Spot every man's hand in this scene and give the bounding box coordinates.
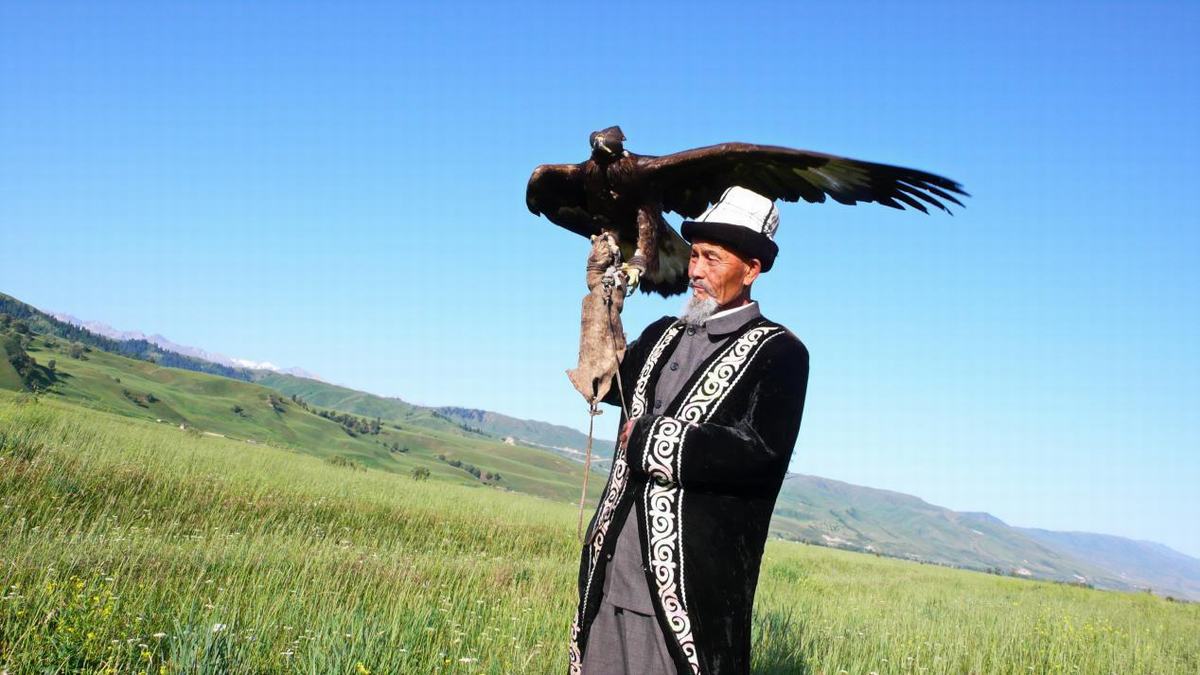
[619,417,638,449]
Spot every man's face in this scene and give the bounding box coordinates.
[687,239,761,309]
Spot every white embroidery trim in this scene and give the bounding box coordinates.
[677,325,781,424]
[570,322,683,674]
[641,323,783,675]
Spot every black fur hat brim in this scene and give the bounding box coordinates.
[681,220,778,272]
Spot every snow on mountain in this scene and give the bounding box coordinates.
[50,312,324,381]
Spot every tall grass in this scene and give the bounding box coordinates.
[2,392,1197,673]
[2,394,576,673]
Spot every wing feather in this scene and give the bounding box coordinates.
[896,181,944,211]
[890,189,929,213]
[637,142,967,217]
[525,163,596,238]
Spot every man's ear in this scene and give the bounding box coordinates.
[742,258,762,287]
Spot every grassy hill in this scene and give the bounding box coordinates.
[11,334,601,504]
[770,474,1150,595]
[3,291,615,454]
[0,292,254,382]
[1019,528,1200,601]
[3,392,1197,673]
[254,372,616,453]
[434,406,616,455]
[769,483,1200,601]
[250,371,466,434]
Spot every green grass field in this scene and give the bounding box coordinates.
[2,392,1197,673]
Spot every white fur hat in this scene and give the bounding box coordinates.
[681,186,780,271]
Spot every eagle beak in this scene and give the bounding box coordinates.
[597,139,610,154]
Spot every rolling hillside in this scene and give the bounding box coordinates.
[0,292,254,381]
[254,372,615,453]
[1018,528,1200,601]
[435,405,616,456]
[8,334,602,504]
[249,371,467,434]
[768,475,1200,598]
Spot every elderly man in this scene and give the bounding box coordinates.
[570,186,811,674]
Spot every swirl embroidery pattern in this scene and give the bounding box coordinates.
[642,323,782,675]
[643,416,686,485]
[644,416,699,672]
[570,321,682,674]
[567,617,582,674]
[678,326,781,424]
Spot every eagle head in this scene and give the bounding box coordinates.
[589,126,626,161]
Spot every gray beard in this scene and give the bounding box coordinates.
[679,294,719,325]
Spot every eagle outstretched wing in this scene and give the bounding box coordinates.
[637,143,968,219]
[525,163,595,238]
[527,134,967,298]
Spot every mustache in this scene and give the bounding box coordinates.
[690,280,714,294]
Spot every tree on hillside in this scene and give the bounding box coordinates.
[410,467,430,481]
[5,334,55,391]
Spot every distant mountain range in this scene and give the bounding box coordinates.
[50,312,325,381]
[2,290,1195,601]
[768,475,1197,597]
[1016,528,1200,600]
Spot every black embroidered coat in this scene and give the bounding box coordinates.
[570,314,810,675]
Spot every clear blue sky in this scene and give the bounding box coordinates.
[3,2,1197,557]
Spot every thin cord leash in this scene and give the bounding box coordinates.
[577,402,599,540]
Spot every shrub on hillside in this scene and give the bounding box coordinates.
[326,455,361,471]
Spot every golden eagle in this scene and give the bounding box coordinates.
[526,126,968,296]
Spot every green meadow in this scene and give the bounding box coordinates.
[22,336,597,504]
[2,392,1197,674]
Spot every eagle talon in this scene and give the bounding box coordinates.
[620,263,641,293]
